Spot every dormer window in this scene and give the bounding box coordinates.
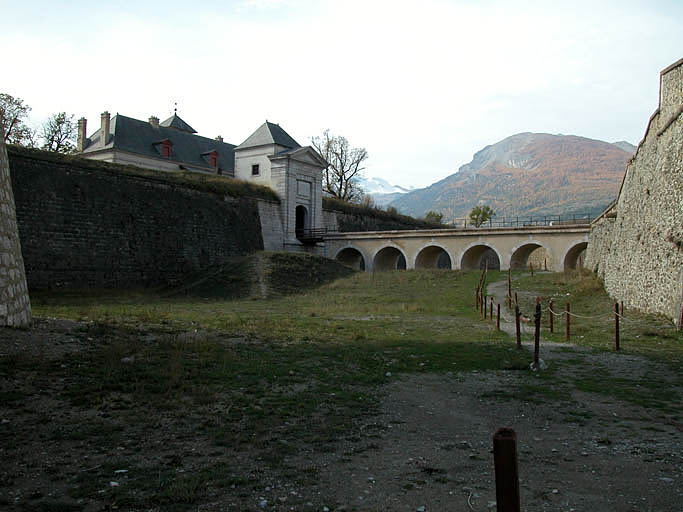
[161,140,172,158]
[201,149,219,169]
[153,138,174,158]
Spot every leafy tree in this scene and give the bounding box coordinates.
[41,112,77,153]
[0,93,36,146]
[469,205,495,227]
[312,129,368,202]
[424,211,443,224]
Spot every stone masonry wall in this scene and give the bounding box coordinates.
[587,59,683,325]
[0,129,32,326]
[257,199,285,251]
[8,147,264,289]
[585,205,616,278]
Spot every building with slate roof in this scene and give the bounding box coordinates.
[77,112,327,250]
[77,112,236,175]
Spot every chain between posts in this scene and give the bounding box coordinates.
[476,278,631,351]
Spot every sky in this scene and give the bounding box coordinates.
[1,0,681,188]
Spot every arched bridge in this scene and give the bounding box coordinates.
[323,225,590,272]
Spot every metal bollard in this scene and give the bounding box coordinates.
[533,297,541,369]
[493,428,521,512]
[615,302,620,351]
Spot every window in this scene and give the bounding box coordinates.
[252,164,260,176]
[161,140,173,158]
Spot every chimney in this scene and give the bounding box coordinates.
[100,111,111,146]
[149,116,159,128]
[77,117,87,152]
[215,135,223,142]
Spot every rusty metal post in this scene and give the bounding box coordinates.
[497,303,501,331]
[565,302,571,341]
[529,261,534,278]
[507,268,512,309]
[493,428,520,512]
[578,255,583,270]
[615,302,620,351]
[490,297,494,321]
[533,297,541,369]
[549,299,554,333]
[544,257,547,271]
[515,303,521,349]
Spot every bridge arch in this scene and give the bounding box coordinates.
[509,240,550,270]
[562,240,589,270]
[373,245,407,271]
[460,242,502,270]
[414,243,453,270]
[335,246,366,271]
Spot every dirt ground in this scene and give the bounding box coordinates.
[1,313,681,511]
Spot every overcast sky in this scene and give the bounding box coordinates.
[2,0,681,188]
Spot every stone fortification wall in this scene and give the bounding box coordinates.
[8,147,264,289]
[585,204,616,277]
[586,59,683,325]
[257,199,285,251]
[322,199,438,233]
[0,131,31,326]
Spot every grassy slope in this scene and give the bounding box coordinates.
[9,269,681,508]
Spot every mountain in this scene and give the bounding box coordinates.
[611,140,637,153]
[389,133,634,221]
[359,176,414,206]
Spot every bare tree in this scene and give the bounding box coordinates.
[41,112,77,153]
[0,93,35,145]
[311,129,368,202]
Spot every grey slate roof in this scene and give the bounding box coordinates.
[160,113,197,134]
[236,121,301,150]
[83,114,235,172]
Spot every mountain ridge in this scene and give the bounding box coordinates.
[389,133,634,221]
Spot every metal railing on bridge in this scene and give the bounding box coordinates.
[445,213,594,229]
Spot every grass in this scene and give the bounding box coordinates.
[16,270,530,507]
[323,196,441,230]
[8,145,280,202]
[487,269,683,364]
[7,268,682,508]
[481,269,683,417]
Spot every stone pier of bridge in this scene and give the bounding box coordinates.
[323,225,590,272]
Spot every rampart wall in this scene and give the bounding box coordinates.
[8,147,264,289]
[586,59,683,326]
[0,131,31,325]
